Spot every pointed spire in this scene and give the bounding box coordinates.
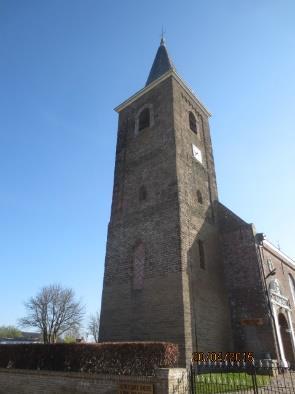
[145,38,174,86]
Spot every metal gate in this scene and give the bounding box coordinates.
[188,360,295,393]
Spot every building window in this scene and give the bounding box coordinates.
[289,274,295,307]
[138,108,150,131]
[134,104,154,135]
[139,185,147,202]
[197,190,203,204]
[189,112,197,134]
[198,240,205,269]
[133,242,145,290]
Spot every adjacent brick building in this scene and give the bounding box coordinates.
[99,39,295,367]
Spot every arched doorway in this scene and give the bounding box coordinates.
[278,313,295,364]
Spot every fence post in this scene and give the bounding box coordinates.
[251,363,259,394]
[190,363,194,394]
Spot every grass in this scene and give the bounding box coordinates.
[193,372,270,393]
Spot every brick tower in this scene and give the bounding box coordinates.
[99,39,232,365]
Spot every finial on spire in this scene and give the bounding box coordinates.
[160,26,166,45]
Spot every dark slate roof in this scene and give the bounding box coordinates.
[145,38,175,86]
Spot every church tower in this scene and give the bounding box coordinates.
[99,39,232,365]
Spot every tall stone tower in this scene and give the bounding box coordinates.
[99,39,232,365]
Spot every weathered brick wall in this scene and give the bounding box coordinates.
[172,79,233,363]
[0,368,187,394]
[218,204,276,358]
[99,77,186,361]
[100,73,235,367]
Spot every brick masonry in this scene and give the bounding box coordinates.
[218,202,295,361]
[0,368,187,394]
[218,203,276,358]
[100,77,186,359]
[99,74,233,366]
[172,77,233,361]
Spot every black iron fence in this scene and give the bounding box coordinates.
[189,360,295,393]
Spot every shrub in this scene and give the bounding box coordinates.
[0,342,178,376]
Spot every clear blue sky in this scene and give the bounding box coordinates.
[1,0,294,328]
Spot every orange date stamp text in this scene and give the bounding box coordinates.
[192,352,254,363]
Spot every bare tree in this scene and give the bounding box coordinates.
[88,311,100,343]
[19,284,85,344]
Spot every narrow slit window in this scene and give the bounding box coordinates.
[197,190,203,204]
[198,240,205,269]
[139,185,147,202]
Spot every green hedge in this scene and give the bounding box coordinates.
[0,342,178,376]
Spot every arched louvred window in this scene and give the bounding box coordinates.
[138,107,150,131]
[189,111,197,133]
[289,274,295,307]
[197,190,203,204]
[134,104,154,135]
[133,242,145,290]
[139,185,147,202]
